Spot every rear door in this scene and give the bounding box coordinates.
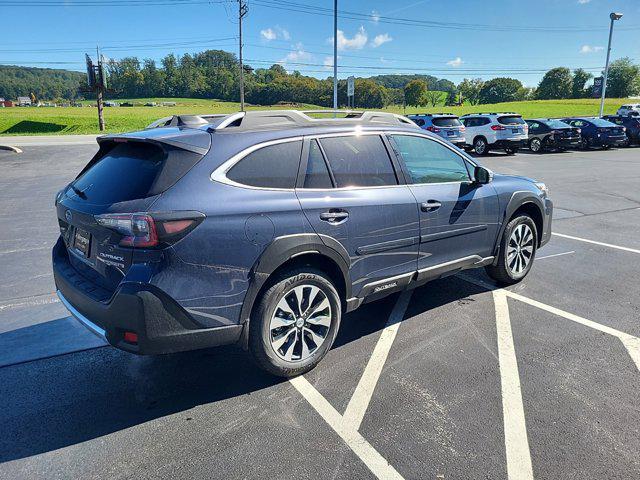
[387,133,500,274]
[295,134,420,297]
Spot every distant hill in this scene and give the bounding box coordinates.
[0,65,85,101]
[369,74,457,92]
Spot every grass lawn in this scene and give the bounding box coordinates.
[384,98,627,118]
[0,97,630,136]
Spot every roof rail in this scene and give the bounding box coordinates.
[408,112,456,117]
[212,109,417,131]
[146,114,227,129]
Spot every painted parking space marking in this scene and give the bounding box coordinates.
[536,251,575,260]
[290,291,412,480]
[493,290,534,480]
[553,232,640,254]
[343,290,413,431]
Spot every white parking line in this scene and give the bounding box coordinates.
[553,233,640,254]
[507,291,640,372]
[343,290,413,430]
[536,251,575,260]
[493,290,534,480]
[289,376,404,480]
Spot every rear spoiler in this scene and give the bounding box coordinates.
[97,130,210,156]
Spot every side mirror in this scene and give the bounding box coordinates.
[474,166,493,184]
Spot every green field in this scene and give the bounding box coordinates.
[0,97,630,136]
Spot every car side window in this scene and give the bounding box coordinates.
[303,140,333,189]
[528,121,540,131]
[319,135,398,188]
[414,118,425,126]
[390,134,471,184]
[226,140,302,189]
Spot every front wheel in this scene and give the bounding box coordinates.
[249,268,341,377]
[485,215,537,285]
[529,137,542,153]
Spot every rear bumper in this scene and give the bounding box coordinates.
[549,136,581,148]
[53,237,242,355]
[492,139,526,149]
[590,135,627,146]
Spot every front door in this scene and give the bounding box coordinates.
[387,133,499,274]
[296,135,420,298]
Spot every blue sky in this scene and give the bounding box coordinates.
[1,0,639,87]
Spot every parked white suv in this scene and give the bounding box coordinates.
[617,104,640,117]
[460,113,528,155]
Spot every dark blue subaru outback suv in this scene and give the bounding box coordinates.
[53,110,552,377]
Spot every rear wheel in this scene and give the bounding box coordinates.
[529,137,542,153]
[473,137,489,155]
[486,215,537,285]
[249,268,341,377]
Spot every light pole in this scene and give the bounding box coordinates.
[599,12,623,117]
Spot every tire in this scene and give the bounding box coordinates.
[249,268,341,377]
[485,215,537,285]
[529,137,542,153]
[473,137,489,155]
[504,147,518,155]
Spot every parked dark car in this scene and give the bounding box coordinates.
[53,110,553,377]
[407,113,466,148]
[524,118,581,152]
[602,115,640,146]
[561,117,627,149]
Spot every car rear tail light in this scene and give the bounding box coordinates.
[491,125,507,131]
[95,212,204,248]
[426,126,440,133]
[123,331,138,344]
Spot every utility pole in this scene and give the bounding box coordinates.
[96,47,105,131]
[333,0,338,111]
[599,12,623,117]
[238,0,248,111]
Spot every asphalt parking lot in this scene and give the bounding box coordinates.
[1,141,639,479]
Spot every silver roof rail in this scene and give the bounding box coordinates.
[213,109,417,131]
[146,114,227,129]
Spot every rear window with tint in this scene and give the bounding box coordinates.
[545,119,571,129]
[590,118,616,127]
[432,117,462,127]
[498,116,525,125]
[70,142,202,205]
[226,140,302,189]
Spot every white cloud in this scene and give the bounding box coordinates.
[577,0,591,4]
[260,28,276,41]
[331,26,368,51]
[580,44,604,53]
[446,57,464,67]
[279,43,313,68]
[323,55,342,70]
[261,26,290,42]
[371,10,380,23]
[371,33,392,48]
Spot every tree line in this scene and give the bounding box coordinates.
[1,50,639,107]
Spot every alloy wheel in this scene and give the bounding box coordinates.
[506,224,534,275]
[269,285,332,362]
[474,139,486,154]
[530,138,541,152]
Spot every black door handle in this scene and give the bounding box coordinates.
[421,200,442,212]
[320,210,349,223]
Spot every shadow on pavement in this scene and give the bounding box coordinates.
[0,272,498,464]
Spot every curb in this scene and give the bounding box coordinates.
[0,145,22,153]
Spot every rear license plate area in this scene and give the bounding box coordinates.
[447,131,454,136]
[512,128,519,134]
[73,228,91,257]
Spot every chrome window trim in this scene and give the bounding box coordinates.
[209,129,488,192]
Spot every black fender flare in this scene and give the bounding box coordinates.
[238,233,351,347]
[493,191,545,258]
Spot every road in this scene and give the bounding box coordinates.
[1,143,639,479]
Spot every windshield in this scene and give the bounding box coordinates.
[545,119,571,129]
[432,117,462,127]
[498,115,525,125]
[590,118,616,127]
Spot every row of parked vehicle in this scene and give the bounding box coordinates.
[408,103,640,155]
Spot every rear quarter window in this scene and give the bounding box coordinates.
[226,140,302,189]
